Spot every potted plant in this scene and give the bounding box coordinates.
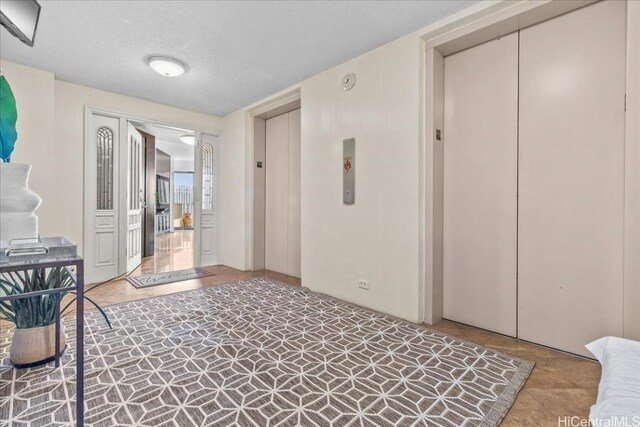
[0,267,111,368]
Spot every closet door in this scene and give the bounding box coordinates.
[518,0,626,356]
[265,113,290,275]
[443,33,519,336]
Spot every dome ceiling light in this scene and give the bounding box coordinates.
[147,56,187,77]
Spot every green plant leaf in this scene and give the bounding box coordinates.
[0,75,18,163]
[1,267,110,329]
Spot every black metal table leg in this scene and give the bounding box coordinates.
[76,261,84,427]
[54,286,60,368]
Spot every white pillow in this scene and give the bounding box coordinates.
[586,336,640,425]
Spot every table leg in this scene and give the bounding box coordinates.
[54,288,60,368]
[75,261,84,427]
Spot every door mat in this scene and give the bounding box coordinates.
[126,268,212,288]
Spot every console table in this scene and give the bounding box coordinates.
[0,256,85,426]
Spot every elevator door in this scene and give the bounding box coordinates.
[265,109,301,277]
[443,33,519,336]
[517,0,626,356]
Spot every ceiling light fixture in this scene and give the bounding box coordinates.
[147,56,187,77]
[179,135,195,145]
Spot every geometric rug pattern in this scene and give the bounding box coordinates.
[0,278,533,426]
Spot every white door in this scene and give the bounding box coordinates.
[126,123,143,273]
[518,0,626,356]
[85,113,120,282]
[443,33,519,336]
[197,133,218,267]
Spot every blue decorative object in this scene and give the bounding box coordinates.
[0,75,18,162]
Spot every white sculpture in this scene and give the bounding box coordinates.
[0,163,41,242]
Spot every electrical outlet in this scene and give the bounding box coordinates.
[358,279,369,290]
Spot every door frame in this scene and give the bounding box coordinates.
[420,0,640,342]
[84,106,221,282]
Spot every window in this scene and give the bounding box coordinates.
[96,127,114,210]
[174,172,194,214]
[202,144,214,210]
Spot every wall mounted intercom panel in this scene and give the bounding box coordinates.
[343,138,355,205]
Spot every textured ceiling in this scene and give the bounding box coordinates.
[134,123,194,160]
[0,1,477,116]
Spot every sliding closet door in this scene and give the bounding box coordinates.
[518,0,626,356]
[265,109,301,277]
[443,33,519,336]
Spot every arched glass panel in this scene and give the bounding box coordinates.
[96,127,114,210]
[202,144,214,210]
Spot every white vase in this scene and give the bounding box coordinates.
[0,163,41,242]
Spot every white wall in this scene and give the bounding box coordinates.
[156,149,171,177]
[301,35,422,321]
[173,159,194,172]
[1,60,223,257]
[221,34,423,322]
[218,109,248,270]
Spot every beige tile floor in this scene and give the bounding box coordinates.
[429,321,599,426]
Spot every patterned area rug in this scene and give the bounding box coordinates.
[0,278,533,426]
[126,268,212,288]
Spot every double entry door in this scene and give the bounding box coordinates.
[86,115,218,283]
[443,0,626,356]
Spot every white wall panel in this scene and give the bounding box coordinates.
[218,109,247,271]
[300,35,421,322]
